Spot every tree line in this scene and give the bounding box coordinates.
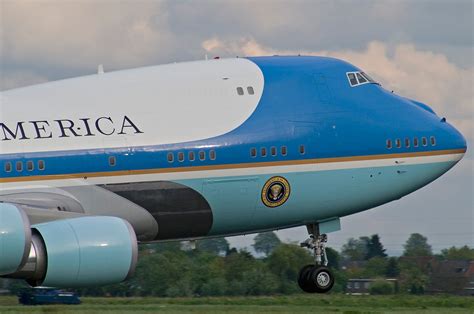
[2,232,472,296]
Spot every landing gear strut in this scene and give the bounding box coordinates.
[298,223,335,293]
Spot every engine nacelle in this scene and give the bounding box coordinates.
[1,207,138,288]
[0,203,31,275]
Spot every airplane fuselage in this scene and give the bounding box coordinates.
[0,56,467,243]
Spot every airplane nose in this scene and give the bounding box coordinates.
[436,119,468,168]
[443,119,467,152]
[410,119,467,188]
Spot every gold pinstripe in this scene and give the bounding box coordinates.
[0,148,466,184]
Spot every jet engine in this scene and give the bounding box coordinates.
[0,203,138,288]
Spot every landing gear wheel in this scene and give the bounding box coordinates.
[309,266,334,293]
[299,224,335,293]
[298,264,318,293]
[298,265,334,293]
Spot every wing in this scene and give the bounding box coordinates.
[0,185,158,240]
[0,184,159,287]
[0,190,86,224]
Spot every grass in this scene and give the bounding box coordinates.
[0,294,473,313]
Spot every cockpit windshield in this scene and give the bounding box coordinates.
[346,71,379,87]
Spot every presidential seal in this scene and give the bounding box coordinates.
[261,176,291,208]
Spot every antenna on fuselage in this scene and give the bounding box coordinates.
[97,64,105,75]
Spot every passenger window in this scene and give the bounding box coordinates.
[250,148,257,158]
[38,160,45,171]
[236,87,244,96]
[271,146,277,156]
[299,145,305,155]
[167,152,174,163]
[430,136,436,146]
[413,138,419,147]
[178,152,184,162]
[16,161,23,172]
[4,162,12,172]
[209,150,216,160]
[247,86,255,95]
[188,151,195,161]
[199,151,206,161]
[347,73,358,86]
[108,156,116,167]
[396,139,401,148]
[261,147,267,157]
[386,139,392,149]
[281,146,287,156]
[356,73,367,84]
[405,138,410,148]
[422,137,428,146]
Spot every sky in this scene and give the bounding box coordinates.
[1,0,473,255]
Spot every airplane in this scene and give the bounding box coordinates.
[0,56,466,293]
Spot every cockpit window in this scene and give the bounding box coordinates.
[361,72,376,83]
[356,73,367,83]
[347,73,358,86]
[347,71,379,87]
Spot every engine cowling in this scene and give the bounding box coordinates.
[1,204,138,288]
[0,203,31,275]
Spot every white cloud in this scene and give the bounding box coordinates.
[202,38,474,142]
[1,1,173,70]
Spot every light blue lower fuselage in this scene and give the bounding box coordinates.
[177,160,458,236]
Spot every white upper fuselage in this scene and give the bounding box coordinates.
[1,58,263,154]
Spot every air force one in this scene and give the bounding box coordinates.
[0,56,466,293]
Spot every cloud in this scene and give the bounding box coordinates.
[1,2,472,142]
[2,0,472,76]
[202,38,474,142]
[0,70,49,91]
[1,1,173,70]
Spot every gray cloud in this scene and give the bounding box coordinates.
[1,1,172,70]
[1,0,472,86]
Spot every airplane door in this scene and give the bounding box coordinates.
[312,74,333,105]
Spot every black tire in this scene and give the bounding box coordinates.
[298,264,319,293]
[309,266,334,293]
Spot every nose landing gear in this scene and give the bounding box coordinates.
[298,224,335,293]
